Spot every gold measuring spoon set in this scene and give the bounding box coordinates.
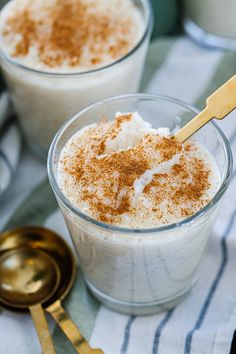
[0,226,103,354]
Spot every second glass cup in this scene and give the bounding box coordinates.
[48,94,232,315]
[183,0,236,50]
[0,0,152,159]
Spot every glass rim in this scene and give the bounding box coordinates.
[47,93,233,234]
[0,0,153,77]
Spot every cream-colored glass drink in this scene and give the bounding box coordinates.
[0,0,152,158]
[184,0,236,49]
[48,95,232,315]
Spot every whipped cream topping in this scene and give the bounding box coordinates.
[102,111,170,154]
[57,112,220,227]
[0,0,144,73]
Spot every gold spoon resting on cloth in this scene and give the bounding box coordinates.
[0,247,58,354]
[175,74,236,143]
[0,226,103,354]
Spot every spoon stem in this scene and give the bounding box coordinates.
[47,300,103,354]
[175,108,212,143]
[29,304,57,354]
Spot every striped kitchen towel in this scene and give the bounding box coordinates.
[1,36,236,354]
[0,92,21,198]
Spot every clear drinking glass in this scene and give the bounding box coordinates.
[0,0,152,159]
[183,0,236,50]
[48,94,232,315]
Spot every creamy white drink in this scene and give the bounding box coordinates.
[0,0,151,157]
[55,111,222,314]
[184,0,236,39]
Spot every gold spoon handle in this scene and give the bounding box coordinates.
[175,74,236,143]
[47,300,103,354]
[29,304,57,354]
[175,108,212,143]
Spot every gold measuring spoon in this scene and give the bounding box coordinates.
[0,248,58,354]
[175,74,236,143]
[47,301,103,354]
[0,226,104,354]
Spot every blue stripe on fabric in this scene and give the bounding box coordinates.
[184,210,236,354]
[229,126,236,145]
[120,316,136,354]
[0,149,13,175]
[152,310,174,354]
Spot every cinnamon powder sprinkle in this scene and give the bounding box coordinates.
[58,116,217,226]
[3,0,141,68]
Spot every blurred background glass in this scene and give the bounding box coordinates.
[0,0,181,92]
[1,0,235,62]
[0,0,181,40]
[183,0,236,50]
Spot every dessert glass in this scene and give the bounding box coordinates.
[183,0,236,50]
[0,0,152,159]
[48,94,232,315]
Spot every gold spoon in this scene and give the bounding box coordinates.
[0,248,58,354]
[0,226,103,354]
[175,74,236,143]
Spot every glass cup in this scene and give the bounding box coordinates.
[0,0,152,159]
[183,0,236,50]
[48,94,232,315]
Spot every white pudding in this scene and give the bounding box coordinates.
[58,112,220,227]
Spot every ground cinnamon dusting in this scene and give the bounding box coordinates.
[3,0,136,67]
[59,116,214,225]
[68,138,150,222]
[156,137,182,161]
[6,9,36,56]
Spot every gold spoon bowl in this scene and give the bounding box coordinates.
[0,226,76,311]
[0,248,60,308]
